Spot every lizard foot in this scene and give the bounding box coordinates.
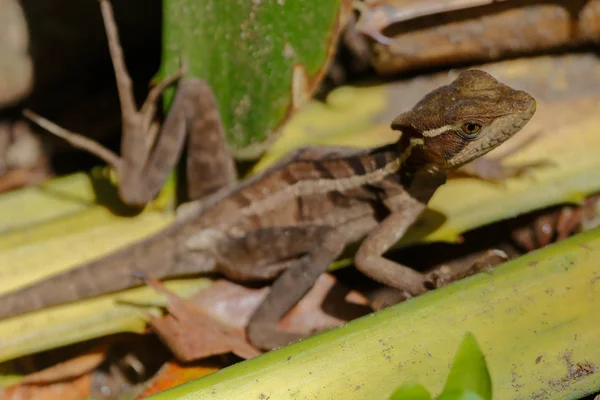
[424,249,509,289]
[368,248,510,310]
[246,323,306,351]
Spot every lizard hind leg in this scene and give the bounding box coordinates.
[207,226,345,350]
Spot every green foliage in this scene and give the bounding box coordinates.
[161,0,347,159]
[388,333,491,400]
[388,384,432,400]
[442,333,492,399]
[436,391,485,400]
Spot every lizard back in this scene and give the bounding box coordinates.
[192,144,418,244]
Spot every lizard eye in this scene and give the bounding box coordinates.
[461,123,481,137]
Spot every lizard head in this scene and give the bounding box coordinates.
[391,70,536,169]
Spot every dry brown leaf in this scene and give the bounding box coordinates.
[147,279,260,362]
[148,273,371,362]
[1,373,91,400]
[190,273,371,335]
[278,273,371,333]
[0,167,49,194]
[357,0,507,43]
[17,344,107,385]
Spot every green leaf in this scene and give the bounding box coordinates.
[437,390,485,400]
[161,0,349,159]
[442,333,492,400]
[145,226,600,399]
[388,384,432,400]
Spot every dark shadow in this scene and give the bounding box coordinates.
[88,172,145,217]
[403,208,448,243]
[320,281,373,321]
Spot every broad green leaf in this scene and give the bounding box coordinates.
[161,0,351,159]
[442,333,491,400]
[437,390,485,400]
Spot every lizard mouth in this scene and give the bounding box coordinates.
[511,104,535,132]
[514,92,537,124]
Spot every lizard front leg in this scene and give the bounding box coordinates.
[354,201,509,301]
[369,249,509,310]
[354,200,431,296]
[24,0,236,206]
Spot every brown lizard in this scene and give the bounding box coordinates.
[0,68,536,350]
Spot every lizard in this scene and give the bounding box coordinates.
[0,68,536,351]
[23,0,238,207]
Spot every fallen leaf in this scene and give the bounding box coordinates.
[1,373,91,400]
[189,273,371,335]
[17,344,107,385]
[278,273,371,333]
[147,278,260,362]
[147,272,371,363]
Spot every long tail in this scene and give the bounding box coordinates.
[0,224,215,320]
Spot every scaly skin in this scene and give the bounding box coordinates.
[2,70,536,350]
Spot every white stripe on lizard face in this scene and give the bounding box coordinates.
[422,125,454,137]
